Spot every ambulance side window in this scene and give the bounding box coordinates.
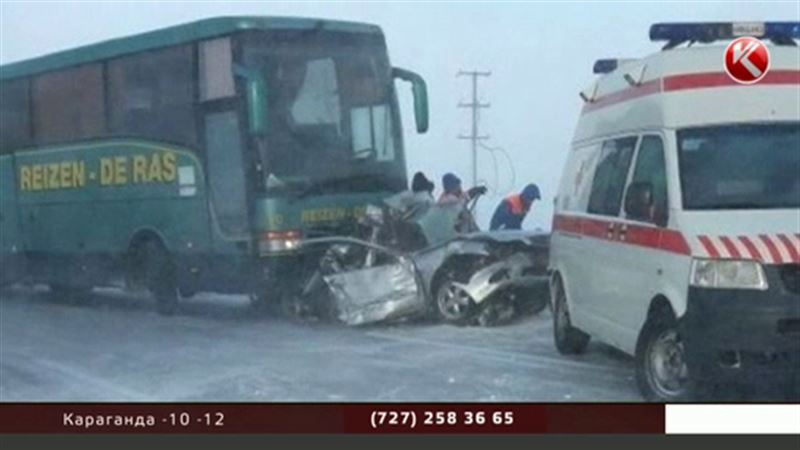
[587,137,636,216]
[628,135,668,226]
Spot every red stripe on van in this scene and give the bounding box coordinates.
[777,234,799,263]
[697,235,721,258]
[552,214,690,256]
[658,229,691,255]
[551,214,582,234]
[738,236,763,262]
[625,224,661,248]
[664,70,800,91]
[582,217,610,239]
[581,70,800,114]
[759,234,783,264]
[581,79,661,113]
[718,236,742,259]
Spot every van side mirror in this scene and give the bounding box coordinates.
[234,65,268,136]
[624,181,655,223]
[392,67,429,133]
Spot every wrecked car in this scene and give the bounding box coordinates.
[301,192,550,326]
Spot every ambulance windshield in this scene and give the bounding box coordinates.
[677,123,800,210]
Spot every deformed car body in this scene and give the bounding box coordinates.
[303,194,550,326]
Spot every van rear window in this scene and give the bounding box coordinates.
[678,123,800,210]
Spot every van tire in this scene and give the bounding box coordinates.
[552,277,589,354]
[635,312,693,402]
[141,241,178,316]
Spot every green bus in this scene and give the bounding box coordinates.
[0,16,429,313]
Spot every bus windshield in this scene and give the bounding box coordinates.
[241,30,405,194]
[677,123,800,210]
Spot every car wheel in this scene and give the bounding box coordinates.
[435,278,476,324]
[636,313,693,402]
[552,277,589,354]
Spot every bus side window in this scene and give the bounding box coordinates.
[200,38,235,101]
[587,137,636,217]
[0,78,32,153]
[108,45,196,146]
[32,64,105,144]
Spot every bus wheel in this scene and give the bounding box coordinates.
[552,276,590,354]
[635,312,693,402]
[141,241,178,316]
[49,284,92,301]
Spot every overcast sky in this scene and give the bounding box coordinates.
[2,1,798,229]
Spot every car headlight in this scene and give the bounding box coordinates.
[690,258,768,290]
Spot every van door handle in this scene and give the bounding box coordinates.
[606,223,615,239]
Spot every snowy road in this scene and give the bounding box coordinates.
[0,285,645,402]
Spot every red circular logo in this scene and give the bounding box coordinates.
[724,37,770,84]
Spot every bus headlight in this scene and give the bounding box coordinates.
[360,204,384,226]
[690,258,768,290]
[259,230,303,255]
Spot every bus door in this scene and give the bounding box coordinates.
[0,154,26,285]
[199,38,252,249]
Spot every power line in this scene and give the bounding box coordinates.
[479,141,517,195]
[457,70,491,187]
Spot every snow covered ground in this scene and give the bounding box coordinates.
[0,285,790,402]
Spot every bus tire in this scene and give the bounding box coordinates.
[635,310,694,402]
[49,284,92,301]
[552,276,590,354]
[141,240,178,316]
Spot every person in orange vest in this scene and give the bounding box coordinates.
[489,184,541,230]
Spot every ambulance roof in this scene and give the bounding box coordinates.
[573,43,800,143]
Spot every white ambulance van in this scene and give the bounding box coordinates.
[549,22,800,401]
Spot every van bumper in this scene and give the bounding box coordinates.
[679,264,800,383]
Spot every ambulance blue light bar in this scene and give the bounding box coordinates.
[650,22,800,46]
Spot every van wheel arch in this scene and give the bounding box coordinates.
[550,271,590,354]
[644,295,676,324]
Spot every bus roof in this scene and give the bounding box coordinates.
[0,16,383,81]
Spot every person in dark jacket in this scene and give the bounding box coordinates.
[411,171,435,196]
[490,184,541,230]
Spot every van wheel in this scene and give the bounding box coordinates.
[141,241,178,316]
[636,313,693,401]
[552,277,589,354]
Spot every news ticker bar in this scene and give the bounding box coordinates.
[0,404,664,434]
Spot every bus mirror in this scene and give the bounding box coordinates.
[234,65,268,136]
[392,67,429,133]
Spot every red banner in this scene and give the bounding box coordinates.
[0,403,664,434]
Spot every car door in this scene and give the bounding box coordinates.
[579,136,637,348]
[608,134,672,350]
